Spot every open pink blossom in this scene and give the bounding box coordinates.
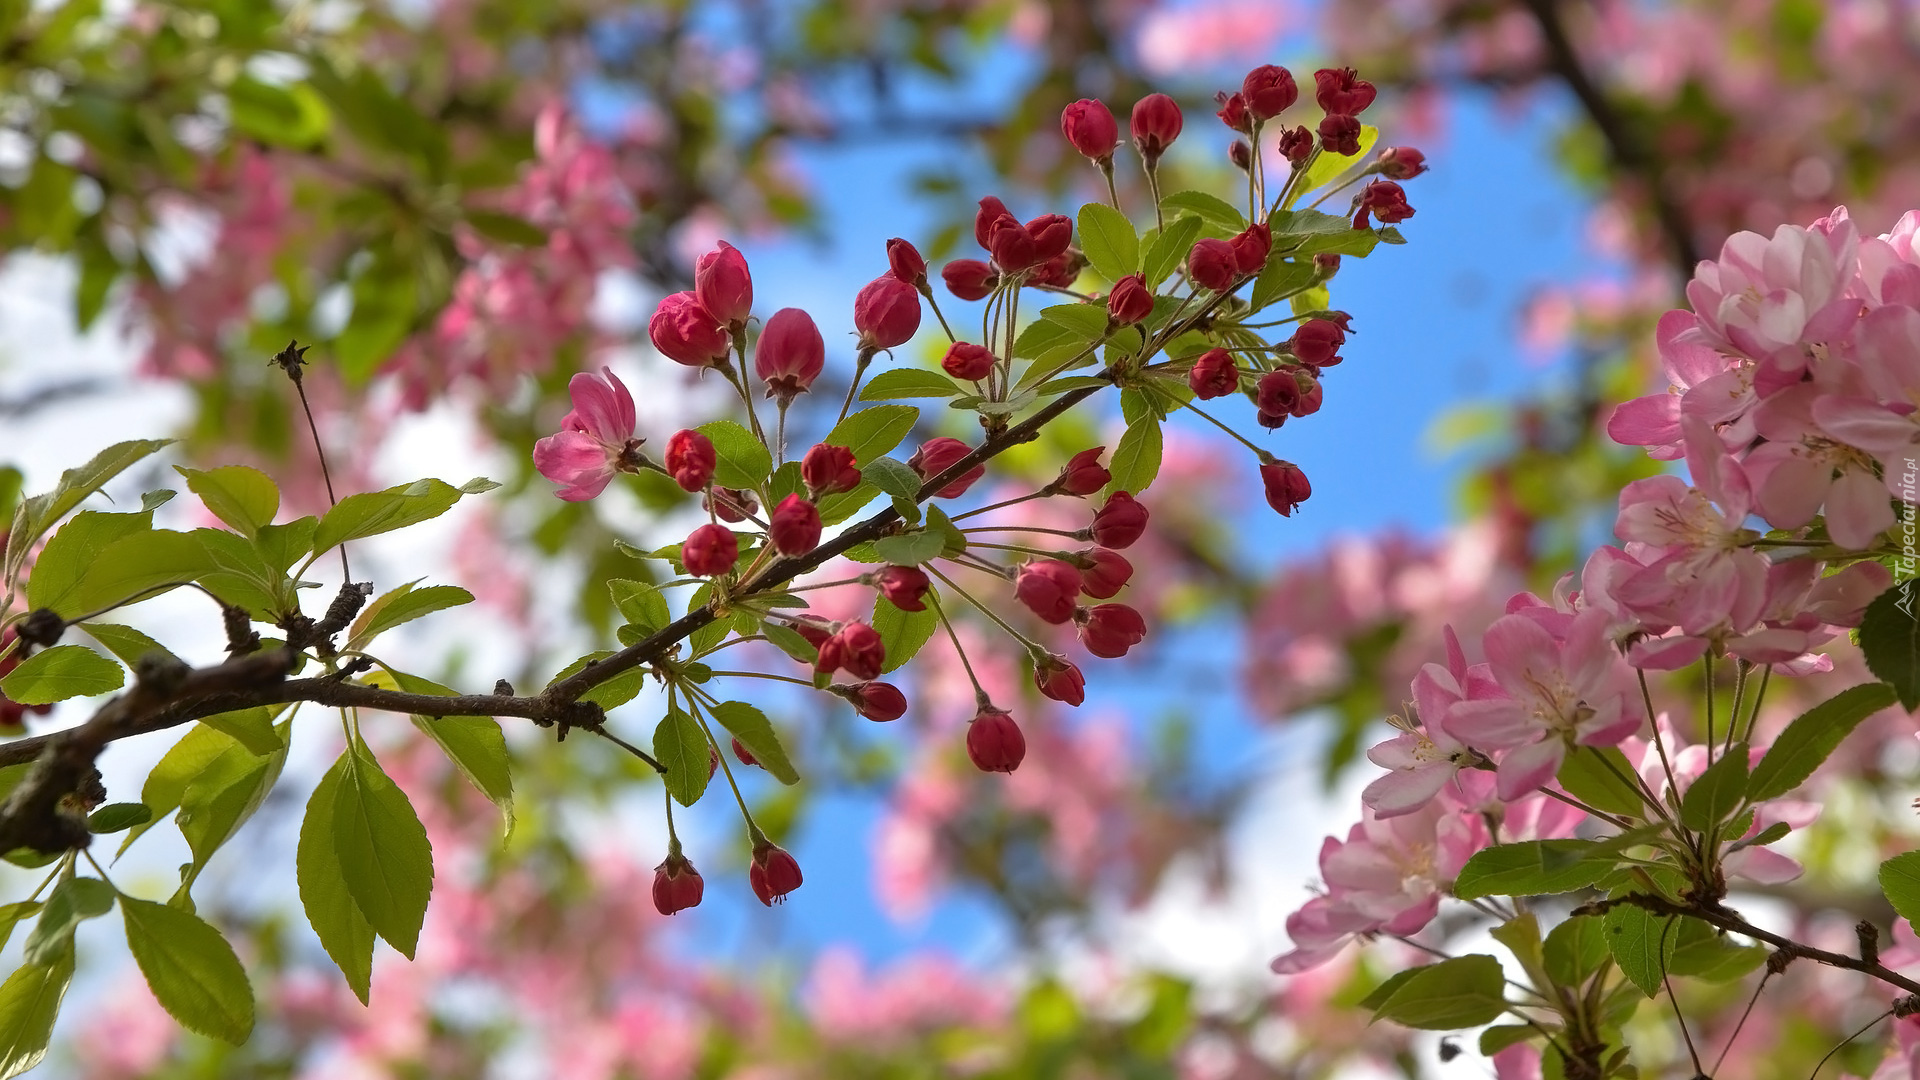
[1607,310,1758,460]
[1810,303,1920,520]
[1854,209,1920,308]
[1746,381,1894,548]
[532,367,639,501]
[1681,217,1861,391]
[1361,628,1487,818]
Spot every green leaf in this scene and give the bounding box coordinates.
[1557,746,1646,818]
[608,579,671,635]
[1453,840,1610,900]
[122,896,254,1044]
[1544,915,1611,986]
[22,877,114,966]
[1666,917,1765,981]
[226,75,329,148]
[175,466,279,537]
[708,701,799,785]
[1749,682,1900,801]
[313,479,473,558]
[78,622,174,669]
[86,803,152,834]
[860,368,962,401]
[175,727,289,897]
[397,682,513,832]
[197,707,285,755]
[192,528,293,619]
[873,530,946,566]
[125,725,245,855]
[1249,258,1317,311]
[1859,584,1920,709]
[0,905,41,955]
[26,509,152,614]
[0,645,121,704]
[863,456,924,523]
[298,755,375,1004]
[1039,302,1113,343]
[463,210,548,246]
[1142,215,1204,289]
[697,420,772,491]
[1489,913,1546,986]
[1365,955,1507,1029]
[346,582,475,652]
[768,461,804,507]
[6,439,173,582]
[332,741,434,959]
[1293,124,1380,200]
[52,529,212,619]
[0,951,73,1079]
[1104,415,1163,498]
[763,621,818,664]
[1159,191,1245,236]
[1605,900,1677,996]
[926,505,968,557]
[1883,850,1920,937]
[654,708,712,807]
[1480,1025,1537,1056]
[823,405,920,466]
[1679,743,1749,831]
[1077,202,1139,283]
[817,482,881,527]
[874,593,940,674]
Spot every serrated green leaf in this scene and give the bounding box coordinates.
[197,707,284,755]
[122,896,255,1044]
[608,579,671,635]
[1158,191,1245,236]
[176,466,279,537]
[1605,900,1677,997]
[863,456,924,523]
[332,741,434,959]
[860,368,962,401]
[708,701,799,785]
[873,530,946,566]
[0,645,121,704]
[1249,258,1317,311]
[1366,954,1506,1029]
[6,439,174,583]
[1679,742,1749,831]
[1142,215,1204,289]
[1883,850,1920,937]
[175,727,289,897]
[78,622,175,669]
[697,420,772,491]
[817,481,880,527]
[1104,415,1163,498]
[1039,302,1112,343]
[1557,746,1646,818]
[1480,1025,1538,1056]
[1544,915,1611,987]
[823,405,919,466]
[654,708,712,807]
[1078,202,1139,282]
[86,803,152,834]
[0,951,73,1079]
[1666,917,1765,981]
[1749,682,1899,801]
[390,669,512,834]
[298,755,375,1004]
[26,509,152,613]
[23,877,114,966]
[875,593,940,674]
[346,582,475,652]
[1453,840,1610,900]
[763,620,818,664]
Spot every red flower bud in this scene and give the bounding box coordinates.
[942,341,995,382]
[1257,409,1289,430]
[1230,140,1253,172]
[1261,460,1311,516]
[1030,250,1085,289]
[1016,560,1084,624]
[1314,253,1342,278]
[1230,222,1272,274]
[1379,146,1427,180]
[1187,348,1239,399]
[801,443,862,497]
[842,681,909,722]
[1089,490,1149,549]
[1130,93,1183,164]
[664,429,716,492]
[987,217,1039,272]
[887,237,926,285]
[966,707,1026,773]
[1025,214,1074,263]
[1214,91,1251,135]
[707,744,720,781]
[1061,98,1119,162]
[1354,179,1415,229]
[1052,446,1111,496]
[731,736,758,767]
[1318,113,1362,156]
[1242,64,1298,120]
[817,622,885,681]
[652,852,705,915]
[1188,238,1238,292]
[649,291,729,368]
[1106,273,1154,326]
[975,196,1017,250]
[909,437,985,498]
[855,274,922,351]
[755,307,825,402]
[694,240,753,328]
[1079,603,1147,659]
[1314,67,1376,116]
[942,259,999,301]
[769,494,822,556]
[1256,369,1301,417]
[1290,373,1323,417]
[1290,318,1346,366]
[750,841,803,905]
[683,523,740,577]
[706,486,758,523]
[872,565,931,612]
[1276,125,1314,166]
[1033,654,1086,706]
[1079,547,1133,599]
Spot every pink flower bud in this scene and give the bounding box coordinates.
[1187,348,1239,399]
[1090,490,1148,549]
[1230,140,1253,172]
[793,618,832,650]
[1130,93,1183,164]
[1061,98,1119,162]
[1033,654,1086,706]
[683,523,740,577]
[1256,369,1301,417]
[1242,64,1298,120]
[1106,273,1154,326]
[966,707,1026,773]
[855,274,922,351]
[750,841,803,905]
[1016,560,1084,624]
[1214,91,1251,135]
[942,341,995,382]
[664,429,716,492]
[1026,214,1074,263]
[1354,179,1415,229]
[1030,250,1085,288]
[769,494,822,556]
[1318,113,1362,156]
[909,437,985,498]
[942,259,999,301]
[706,487,758,523]
[842,681,909,722]
[649,291,730,368]
[1079,547,1133,599]
[1188,238,1238,292]
[1314,253,1342,278]
[731,736,758,767]
[1290,318,1346,366]
[1314,67,1376,115]
[1230,222,1272,274]
[755,307,826,402]
[886,238,926,285]
[987,217,1039,272]
[975,196,1016,249]
[802,443,861,497]
[1379,146,1427,180]
[1277,125,1314,165]
[694,240,753,328]
[817,622,885,681]
[652,852,704,915]
[1079,603,1147,659]
[1052,446,1111,496]
[872,565,931,612]
[1261,460,1311,516]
